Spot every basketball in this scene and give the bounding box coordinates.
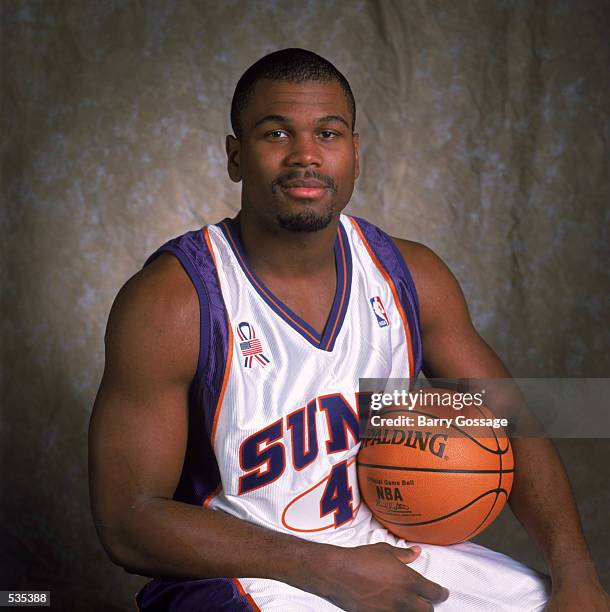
[357,387,514,545]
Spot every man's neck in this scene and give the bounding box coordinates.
[236,211,339,279]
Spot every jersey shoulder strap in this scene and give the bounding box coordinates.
[347,215,423,378]
[142,227,229,505]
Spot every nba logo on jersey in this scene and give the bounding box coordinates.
[370,296,390,327]
[237,321,270,368]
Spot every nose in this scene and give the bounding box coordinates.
[284,134,322,168]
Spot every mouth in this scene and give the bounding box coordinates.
[279,179,331,200]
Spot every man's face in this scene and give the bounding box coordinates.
[226,79,359,232]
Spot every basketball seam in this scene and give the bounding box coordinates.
[356,462,514,474]
[459,402,508,541]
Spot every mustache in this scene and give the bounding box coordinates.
[271,171,337,192]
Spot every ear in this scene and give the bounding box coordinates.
[353,132,360,180]
[226,135,242,183]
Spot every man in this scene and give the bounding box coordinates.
[89,48,608,611]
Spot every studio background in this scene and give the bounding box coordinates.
[2,1,609,610]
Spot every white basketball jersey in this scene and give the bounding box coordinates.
[204,214,419,543]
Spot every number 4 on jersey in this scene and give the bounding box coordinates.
[320,460,354,527]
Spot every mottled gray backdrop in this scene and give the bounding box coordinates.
[2,0,609,609]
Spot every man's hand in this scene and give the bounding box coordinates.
[309,542,449,612]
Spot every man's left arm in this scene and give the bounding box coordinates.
[394,238,609,610]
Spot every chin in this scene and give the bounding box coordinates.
[276,208,335,232]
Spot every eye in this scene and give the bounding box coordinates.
[319,130,338,139]
[266,130,289,139]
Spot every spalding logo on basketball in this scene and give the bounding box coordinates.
[357,388,514,545]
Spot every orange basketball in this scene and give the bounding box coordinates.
[357,388,514,545]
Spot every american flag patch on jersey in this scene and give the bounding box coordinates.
[240,339,263,355]
[237,322,270,368]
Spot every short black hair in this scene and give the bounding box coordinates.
[230,48,356,139]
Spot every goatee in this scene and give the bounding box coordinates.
[276,208,334,232]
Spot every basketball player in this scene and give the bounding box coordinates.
[89,49,609,611]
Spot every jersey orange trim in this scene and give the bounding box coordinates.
[202,483,222,509]
[233,578,261,611]
[203,227,234,449]
[348,217,415,380]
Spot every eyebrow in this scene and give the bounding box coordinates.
[318,114,350,128]
[253,113,350,130]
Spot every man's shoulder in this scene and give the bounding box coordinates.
[390,237,446,280]
[127,252,196,309]
[389,237,467,328]
[107,253,198,350]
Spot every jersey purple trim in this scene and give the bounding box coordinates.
[349,216,423,379]
[142,229,229,504]
[320,220,352,352]
[136,577,256,611]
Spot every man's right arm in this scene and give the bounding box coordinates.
[88,253,448,612]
